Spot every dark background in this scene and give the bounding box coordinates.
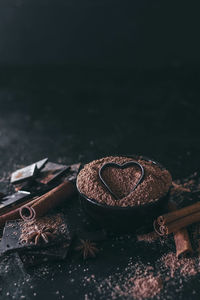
[0,0,199,68]
[0,1,200,300]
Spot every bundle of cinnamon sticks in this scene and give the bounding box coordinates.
[154,201,200,236]
[164,201,193,258]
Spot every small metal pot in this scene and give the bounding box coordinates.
[76,155,170,233]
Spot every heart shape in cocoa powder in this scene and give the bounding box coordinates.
[99,161,145,200]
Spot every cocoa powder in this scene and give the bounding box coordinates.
[131,275,163,300]
[77,156,172,207]
[161,252,197,278]
[83,260,163,300]
[137,231,159,243]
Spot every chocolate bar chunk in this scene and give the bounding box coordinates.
[65,163,81,182]
[0,191,31,213]
[0,214,72,256]
[37,162,69,184]
[11,158,48,184]
[36,158,48,170]
[11,164,37,184]
[19,241,71,268]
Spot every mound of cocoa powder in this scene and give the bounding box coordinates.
[77,156,172,207]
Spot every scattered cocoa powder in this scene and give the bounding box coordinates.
[171,182,191,194]
[131,275,163,300]
[83,260,163,300]
[161,252,197,278]
[137,231,159,243]
[77,156,172,207]
[83,251,199,300]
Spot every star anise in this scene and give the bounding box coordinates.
[25,226,56,245]
[75,239,99,259]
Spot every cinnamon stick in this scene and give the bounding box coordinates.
[174,229,193,258]
[154,201,200,236]
[0,197,39,228]
[162,211,200,235]
[168,201,193,258]
[157,201,200,225]
[20,181,76,221]
[0,180,76,227]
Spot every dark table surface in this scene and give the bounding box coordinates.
[0,66,200,300]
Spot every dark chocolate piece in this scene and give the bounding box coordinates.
[0,191,31,213]
[0,214,71,255]
[11,163,37,184]
[11,158,48,184]
[65,163,81,182]
[36,162,69,184]
[36,158,48,170]
[19,241,71,267]
[14,180,51,194]
[14,180,35,192]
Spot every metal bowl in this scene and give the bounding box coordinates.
[76,155,171,233]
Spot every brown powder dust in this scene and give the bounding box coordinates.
[137,231,159,243]
[131,275,163,300]
[83,261,163,300]
[161,252,197,278]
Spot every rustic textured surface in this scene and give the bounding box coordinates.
[0,66,200,300]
